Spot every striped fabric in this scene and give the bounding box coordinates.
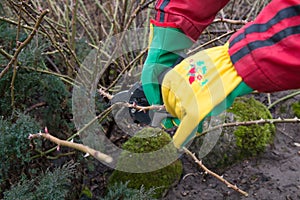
[228,1,300,92]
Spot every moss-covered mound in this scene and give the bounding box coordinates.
[192,97,275,170]
[292,101,300,118]
[108,127,182,198]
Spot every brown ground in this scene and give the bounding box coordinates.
[162,91,300,200]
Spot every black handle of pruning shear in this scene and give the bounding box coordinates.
[111,82,172,127]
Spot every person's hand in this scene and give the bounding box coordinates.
[141,21,193,105]
[161,43,253,148]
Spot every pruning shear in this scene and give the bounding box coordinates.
[110,82,172,127]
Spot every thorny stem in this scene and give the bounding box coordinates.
[198,117,300,138]
[183,147,248,196]
[98,88,114,100]
[123,102,165,112]
[30,105,113,160]
[98,88,165,112]
[29,132,113,163]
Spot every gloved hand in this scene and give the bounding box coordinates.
[161,43,253,148]
[141,21,193,105]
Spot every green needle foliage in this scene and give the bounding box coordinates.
[3,162,76,200]
[101,181,157,200]
[0,114,40,188]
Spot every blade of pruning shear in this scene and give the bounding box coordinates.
[110,82,173,128]
[111,82,141,104]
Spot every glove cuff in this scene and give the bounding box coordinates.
[142,23,193,105]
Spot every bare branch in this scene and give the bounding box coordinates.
[183,147,248,197]
[213,18,248,25]
[124,102,165,112]
[98,88,114,100]
[188,30,235,55]
[198,117,300,138]
[29,131,113,164]
[98,88,165,112]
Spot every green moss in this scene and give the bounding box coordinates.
[194,97,275,170]
[292,101,300,118]
[108,127,182,198]
[279,105,287,114]
[228,97,275,157]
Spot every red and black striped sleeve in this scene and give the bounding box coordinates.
[229,0,300,92]
[153,0,230,41]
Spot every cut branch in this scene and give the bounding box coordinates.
[29,132,113,163]
[183,147,248,197]
[123,102,165,113]
[98,88,114,100]
[98,88,165,112]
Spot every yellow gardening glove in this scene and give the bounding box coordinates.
[161,43,253,148]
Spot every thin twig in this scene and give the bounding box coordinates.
[198,117,300,138]
[29,131,113,163]
[105,48,147,91]
[0,47,13,60]
[19,2,81,74]
[24,102,47,114]
[267,90,300,109]
[213,18,248,25]
[71,0,78,53]
[10,1,23,113]
[187,30,235,55]
[98,0,147,92]
[0,16,46,36]
[183,147,248,197]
